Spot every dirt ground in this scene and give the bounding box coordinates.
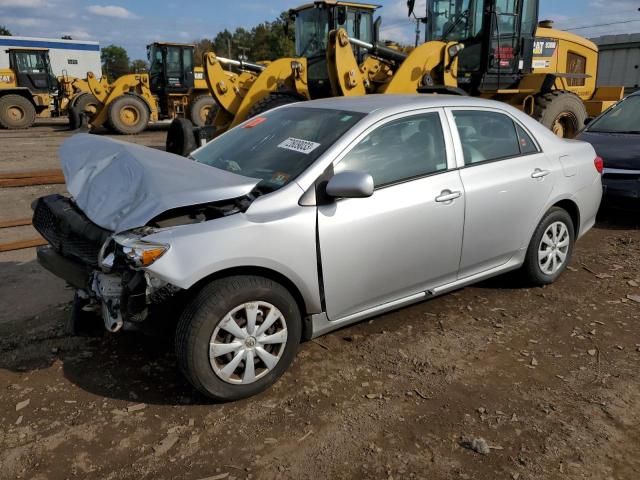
[0,120,639,480]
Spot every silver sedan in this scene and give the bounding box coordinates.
[34,94,603,400]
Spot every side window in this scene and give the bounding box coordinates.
[335,112,448,187]
[515,124,539,155]
[453,110,522,165]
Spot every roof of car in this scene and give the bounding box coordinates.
[294,94,516,115]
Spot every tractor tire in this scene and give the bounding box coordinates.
[0,94,36,129]
[166,117,197,157]
[204,102,220,126]
[189,95,216,127]
[73,93,100,117]
[107,94,150,135]
[68,104,81,131]
[533,90,587,139]
[247,92,304,118]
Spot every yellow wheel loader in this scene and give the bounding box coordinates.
[57,73,107,125]
[0,48,58,129]
[167,0,624,155]
[166,0,381,155]
[76,42,215,135]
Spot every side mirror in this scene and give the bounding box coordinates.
[325,171,374,199]
[337,6,347,25]
[373,16,382,44]
[584,117,594,126]
[407,0,416,17]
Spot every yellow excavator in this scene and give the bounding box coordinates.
[73,42,215,134]
[166,0,624,155]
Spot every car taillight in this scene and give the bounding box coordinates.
[594,156,604,174]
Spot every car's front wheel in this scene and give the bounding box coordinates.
[176,276,301,401]
[521,207,575,285]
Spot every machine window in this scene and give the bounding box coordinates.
[14,52,47,74]
[453,110,522,165]
[566,52,586,87]
[336,113,448,187]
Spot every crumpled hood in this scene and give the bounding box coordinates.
[60,134,260,233]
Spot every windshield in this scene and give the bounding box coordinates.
[13,51,51,75]
[295,8,330,58]
[192,107,365,193]
[587,96,640,134]
[426,0,484,42]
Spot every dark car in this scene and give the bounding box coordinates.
[577,91,640,208]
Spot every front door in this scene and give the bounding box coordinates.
[448,108,555,278]
[317,110,465,320]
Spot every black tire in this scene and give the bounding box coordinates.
[176,276,301,401]
[166,117,197,157]
[204,101,220,126]
[247,92,304,118]
[521,207,575,286]
[73,93,100,117]
[68,104,81,131]
[189,95,216,127]
[66,292,103,337]
[107,94,149,134]
[533,91,587,139]
[0,94,36,129]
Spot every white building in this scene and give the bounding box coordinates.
[0,35,102,78]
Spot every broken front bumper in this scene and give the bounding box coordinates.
[33,194,180,332]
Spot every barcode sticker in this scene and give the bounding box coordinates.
[277,137,321,155]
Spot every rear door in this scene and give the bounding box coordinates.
[447,108,555,278]
[317,109,465,320]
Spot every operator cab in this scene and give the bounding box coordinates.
[291,1,380,97]
[147,42,195,95]
[8,48,57,94]
[424,0,538,93]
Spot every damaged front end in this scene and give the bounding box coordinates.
[33,134,262,333]
[33,194,181,332]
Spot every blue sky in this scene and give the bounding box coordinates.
[1,0,639,60]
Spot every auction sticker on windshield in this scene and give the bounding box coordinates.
[278,137,321,155]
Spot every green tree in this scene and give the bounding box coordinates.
[194,38,215,66]
[100,44,130,80]
[192,11,296,67]
[0,25,11,36]
[129,59,148,73]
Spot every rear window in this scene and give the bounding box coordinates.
[192,107,365,193]
[587,95,640,134]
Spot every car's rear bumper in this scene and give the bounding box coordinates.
[602,169,640,209]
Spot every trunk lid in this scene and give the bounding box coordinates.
[577,131,640,171]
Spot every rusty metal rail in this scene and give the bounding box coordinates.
[0,216,46,253]
[0,169,65,188]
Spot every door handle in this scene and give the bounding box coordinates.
[435,190,462,203]
[531,168,551,179]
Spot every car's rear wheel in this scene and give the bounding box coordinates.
[175,276,301,401]
[521,207,575,285]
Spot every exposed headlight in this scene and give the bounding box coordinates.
[114,234,169,268]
